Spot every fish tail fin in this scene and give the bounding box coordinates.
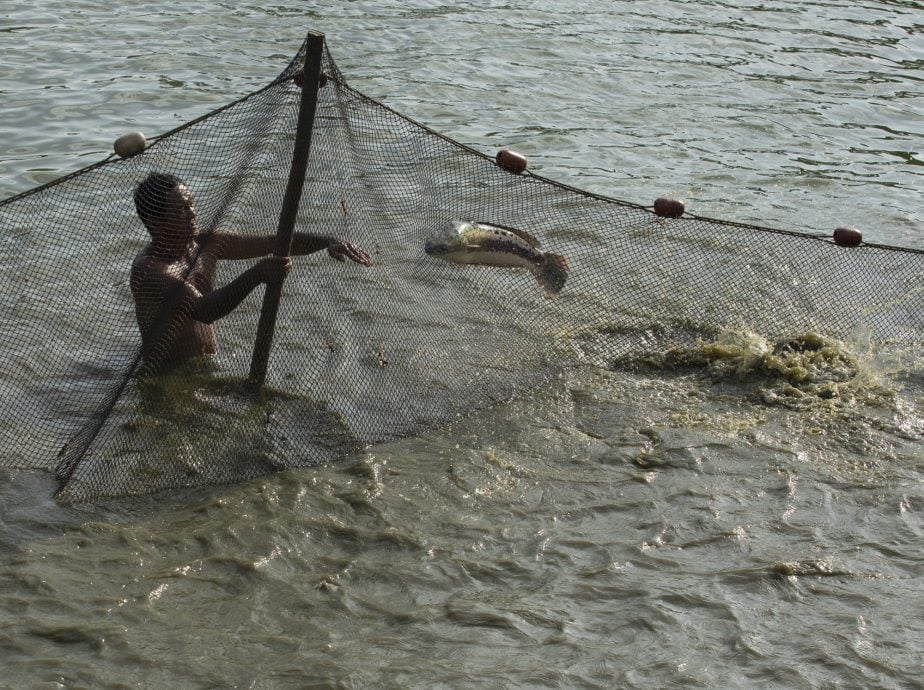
[535,253,569,296]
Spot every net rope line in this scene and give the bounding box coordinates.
[6,50,921,258]
[0,33,921,503]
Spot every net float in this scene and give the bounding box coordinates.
[833,227,862,247]
[496,148,527,174]
[113,131,147,158]
[653,197,685,218]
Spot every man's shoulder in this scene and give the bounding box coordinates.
[130,250,178,291]
[131,248,164,274]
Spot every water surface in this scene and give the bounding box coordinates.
[1,2,922,687]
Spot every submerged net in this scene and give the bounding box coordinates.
[1,34,922,503]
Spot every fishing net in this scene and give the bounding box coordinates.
[1,33,922,503]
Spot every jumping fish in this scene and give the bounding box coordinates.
[424,221,569,296]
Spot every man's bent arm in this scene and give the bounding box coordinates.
[178,258,288,323]
[187,269,264,324]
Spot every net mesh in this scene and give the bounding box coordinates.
[1,34,922,503]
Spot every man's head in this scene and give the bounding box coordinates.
[134,172,198,240]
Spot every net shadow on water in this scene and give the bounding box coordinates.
[0,32,921,503]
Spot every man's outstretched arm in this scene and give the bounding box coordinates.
[211,231,371,265]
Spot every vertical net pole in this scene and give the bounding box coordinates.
[248,30,325,387]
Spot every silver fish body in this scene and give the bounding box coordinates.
[425,221,569,295]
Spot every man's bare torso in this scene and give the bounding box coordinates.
[130,234,218,363]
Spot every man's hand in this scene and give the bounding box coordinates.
[254,256,292,283]
[327,240,372,266]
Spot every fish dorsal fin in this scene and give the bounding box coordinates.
[477,221,541,249]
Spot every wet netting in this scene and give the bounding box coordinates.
[1,33,922,503]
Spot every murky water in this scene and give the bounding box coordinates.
[1,1,923,687]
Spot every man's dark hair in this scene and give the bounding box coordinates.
[134,172,184,231]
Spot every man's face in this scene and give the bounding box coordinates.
[157,183,198,243]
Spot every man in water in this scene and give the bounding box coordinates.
[130,171,371,367]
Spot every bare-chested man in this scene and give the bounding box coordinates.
[130,172,371,367]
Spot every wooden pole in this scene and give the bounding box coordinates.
[249,31,325,387]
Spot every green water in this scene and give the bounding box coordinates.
[1,1,922,687]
